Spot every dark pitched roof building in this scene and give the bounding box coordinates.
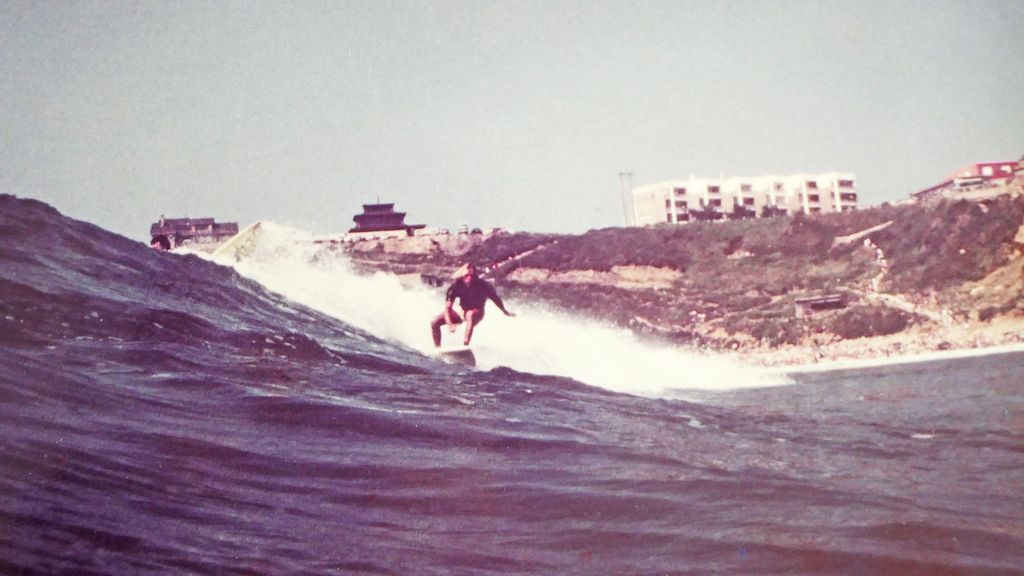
[348,203,425,236]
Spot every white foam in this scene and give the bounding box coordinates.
[212,223,791,397]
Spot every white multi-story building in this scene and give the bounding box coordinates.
[630,172,857,226]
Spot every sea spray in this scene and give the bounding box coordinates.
[212,222,790,396]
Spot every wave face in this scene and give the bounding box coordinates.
[217,222,787,397]
[1,195,1022,575]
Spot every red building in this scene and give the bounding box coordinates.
[946,161,1017,181]
[913,160,1017,201]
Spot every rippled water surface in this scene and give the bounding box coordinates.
[1,195,1022,575]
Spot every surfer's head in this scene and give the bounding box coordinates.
[461,263,477,284]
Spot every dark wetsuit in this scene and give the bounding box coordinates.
[431,274,511,346]
[446,277,499,311]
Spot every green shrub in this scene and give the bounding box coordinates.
[817,202,907,236]
[876,196,1024,290]
[978,299,1021,322]
[724,235,744,256]
[979,307,998,322]
[747,318,804,347]
[463,233,562,269]
[517,227,699,272]
[829,306,913,340]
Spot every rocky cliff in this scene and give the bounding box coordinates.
[342,193,1024,365]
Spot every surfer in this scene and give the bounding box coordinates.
[431,263,514,347]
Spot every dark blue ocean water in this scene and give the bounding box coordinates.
[1,194,1022,575]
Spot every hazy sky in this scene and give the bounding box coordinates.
[1,0,1021,239]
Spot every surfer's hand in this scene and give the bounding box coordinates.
[447,324,457,333]
[504,310,515,317]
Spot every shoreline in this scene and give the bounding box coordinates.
[762,341,1024,374]
[339,195,1024,376]
[734,318,1024,371]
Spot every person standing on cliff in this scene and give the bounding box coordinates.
[431,263,514,347]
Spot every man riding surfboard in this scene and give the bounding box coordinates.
[430,263,514,347]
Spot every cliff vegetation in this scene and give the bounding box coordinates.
[343,194,1024,364]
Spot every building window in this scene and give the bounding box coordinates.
[677,212,689,221]
[665,199,671,208]
[808,194,820,202]
[675,201,687,209]
[806,181,818,189]
[774,183,783,191]
[838,179,854,188]
[708,186,720,194]
[710,199,722,207]
[674,187,686,195]
[743,197,754,205]
[741,184,752,192]
[667,214,673,223]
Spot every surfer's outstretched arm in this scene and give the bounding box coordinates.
[486,283,514,317]
[490,294,514,317]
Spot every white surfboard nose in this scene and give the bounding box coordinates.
[431,346,476,367]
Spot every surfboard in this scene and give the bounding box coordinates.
[430,345,476,367]
[213,221,263,261]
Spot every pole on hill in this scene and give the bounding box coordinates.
[619,171,634,227]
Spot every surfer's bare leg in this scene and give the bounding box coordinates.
[430,316,443,347]
[463,308,484,346]
[431,311,462,347]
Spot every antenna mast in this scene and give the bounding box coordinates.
[618,172,634,226]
